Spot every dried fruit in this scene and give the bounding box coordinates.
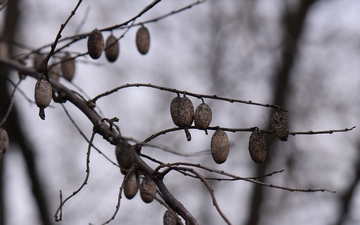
[140,177,156,203]
[34,78,52,120]
[163,210,178,225]
[0,128,9,160]
[48,62,60,81]
[271,110,289,141]
[115,139,135,170]
[105,35,119,62]
[33,53,45,72]
[170,95,194,141]
[124,172,138,199]
[61,52,75,81]
[211,129,229,164]
[87,29,104,59]
[248,128,267,163]
[194,103,212,130]
[136,25,150,55]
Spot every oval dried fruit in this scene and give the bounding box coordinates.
[0,128,9,160]
[271,110,289,141]
[211,129,229,164]
[163,210,177,225]
[194,103,212,130]
[87,28,104,59]
[136,25,150,55]
[124,172,138,199]
[140,177,156,203]
[34,78,52,120]
[170,95,194,141]
[105,35,119,62]
[170,96,194,128]
[115,139,135,170]
[61,52,75,81]
[248,128,267,163]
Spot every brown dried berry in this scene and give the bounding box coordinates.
[124,172,139,199]
[61,52,75,81]
[170,96,194,128]
[105,35,119,62]
[170,95,194,141]
[248,128,267,163]
[140,177,156,203]
[33,53,45,72]
[271,110,289,141]
[115,139,135,170]
[194,103,212,130]
[34,78,52,120]
[211,129,229,164]
[163,210,179,225]
[136,25,150,55]
[87,29,104,59]
[0,128,9,160]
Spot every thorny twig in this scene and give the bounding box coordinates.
[54,130,95,221]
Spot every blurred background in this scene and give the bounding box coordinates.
[0,0,359,224]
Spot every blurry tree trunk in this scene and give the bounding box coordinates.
[335,143,360,225]
[245,1,317,224]
[0,1,53,224]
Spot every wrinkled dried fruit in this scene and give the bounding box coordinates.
[170,96,194,128]
[87,29,104,59]
[61,52,75,81]
[136,25,150,55]
[105,35,119,62]
[170,95,194,141]
[140,177,156,203]
[33,53,45,72]
[0,128,9,160]
[124,172,138,199]
[271,110,289,141]
[194,103,212,130]
[211,129,229,164]
[48,62,60,81]
[163,210,178,225]
[34,78,52,120]
[248,128,267,163]
[115,139,135,170]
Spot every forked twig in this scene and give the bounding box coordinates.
[54,130,95,221]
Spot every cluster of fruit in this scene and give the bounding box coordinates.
[32,25,151,120]
[169,94,289,164]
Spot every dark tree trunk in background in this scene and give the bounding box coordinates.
[0,1,53,224]
[245,1,317,224]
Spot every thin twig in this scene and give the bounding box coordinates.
[174,166,231,225]
[60,104,119,167]
[54,130,95,221]
[157,162,335,193]
[44,0,83,79]
[91,83,286,111]
[0,78,21,126]
[289,126,356,135]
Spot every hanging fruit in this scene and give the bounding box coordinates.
[34,78,52,120]
[194,102,212,130]
[140,177,156,203]
[211,129,230,164]
[271,109,289,141]
[0,128,9,160]
[248,128,267,163]
[170,95,194,141]
[124,172,139,199]
[61,52,75,81]
[105,34,119,62]
[136,25,150,55]
[87,28,104,59]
